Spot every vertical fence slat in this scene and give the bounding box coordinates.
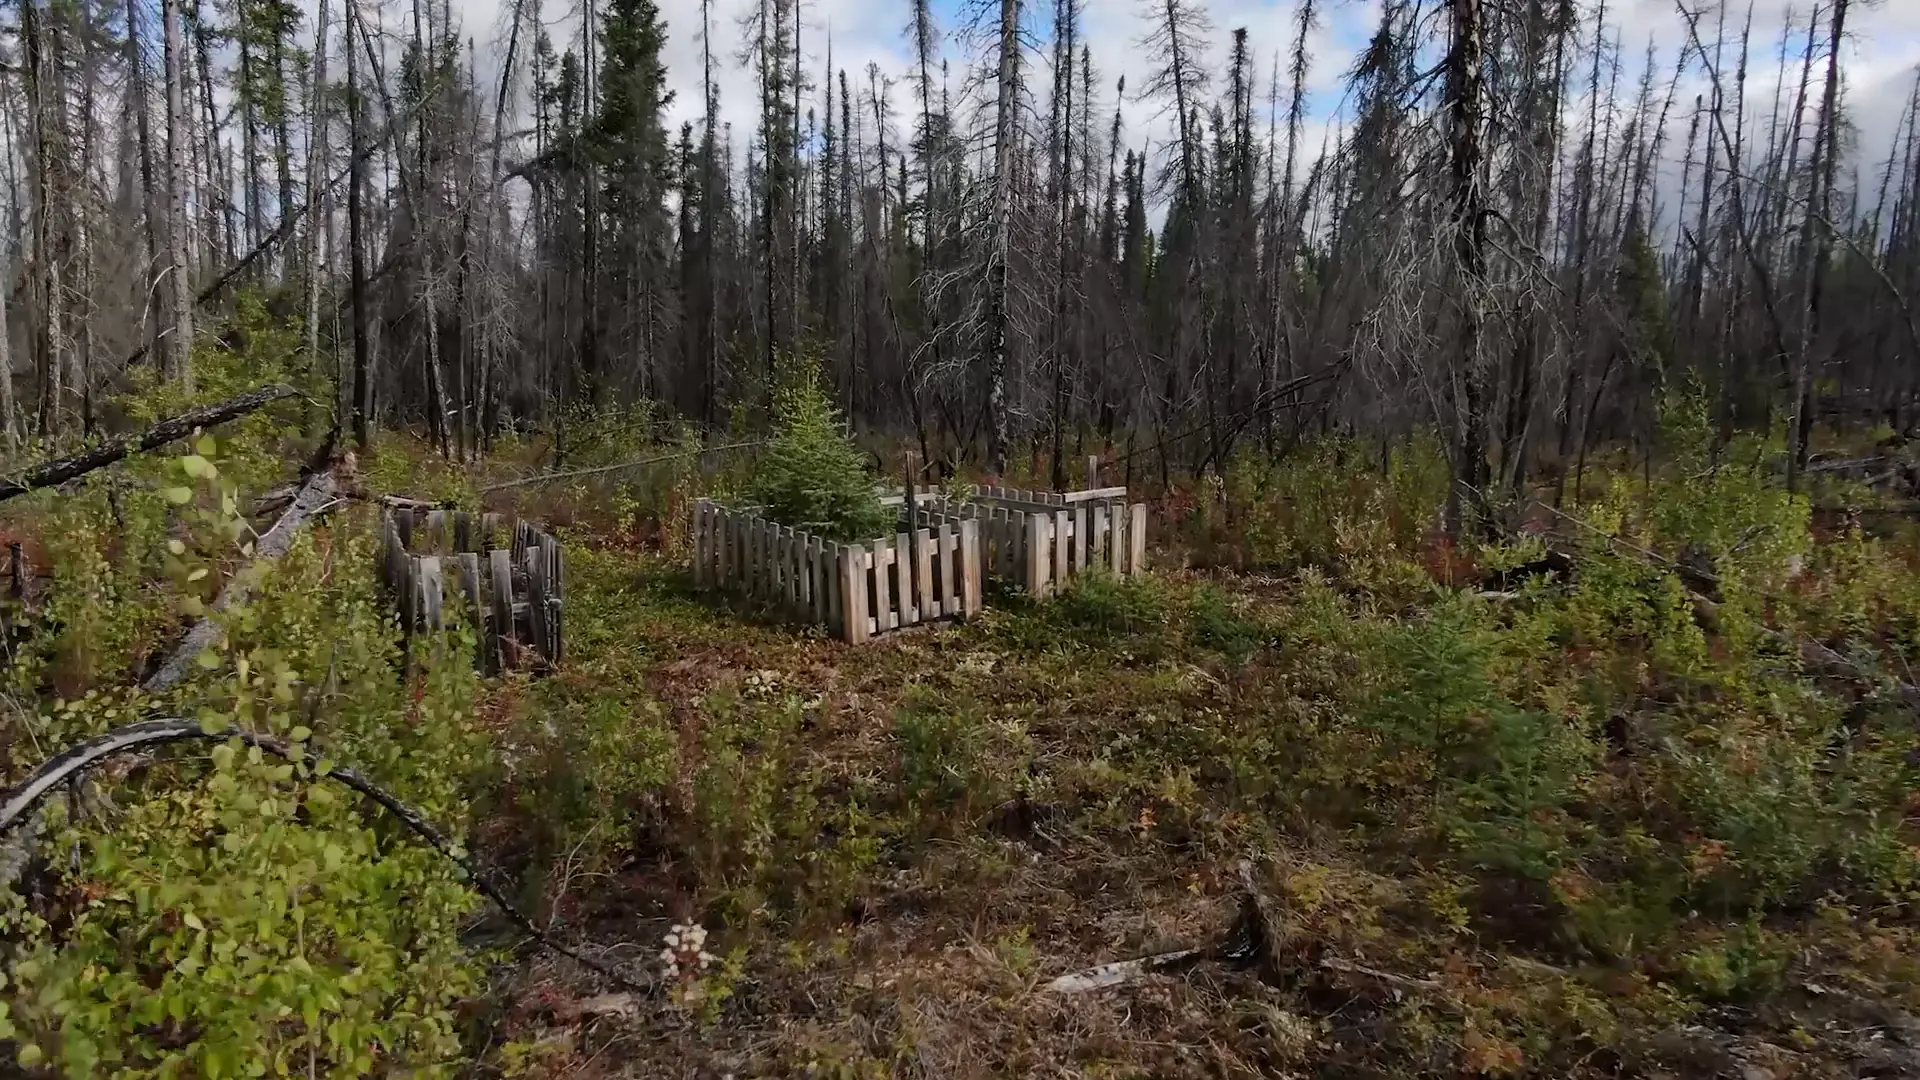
[489,549,514,670]
[828,540,844,634]
[693,501,707,586]
[960,519,982,617]
[915,527,935,619]
[761,523,772,602]
[752,516,761,595]
[548,543,565,668]
[525,546,551,666]
[840,544,868,644]
[874,543,895,632]
[1129,504,1148,576]
[786,526,801,612]
[801,533,815,622]
[419,556,446,631]
[725,509,737,586]
[1027,513,1048,597]
[1076,503,1090,572]
[933,522,948,614]
[893,531,914,623]
[1053,509,1071,591]
[457,552,485,672]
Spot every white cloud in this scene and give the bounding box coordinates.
[320,0,1914,213]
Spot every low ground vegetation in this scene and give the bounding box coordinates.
[3,370,1919,1077]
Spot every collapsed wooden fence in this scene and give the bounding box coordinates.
[692,499,982,644]
[379,508,564,672]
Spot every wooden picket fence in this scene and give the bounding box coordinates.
[379,507,564,673]
[692,500,982,644]
[904,485,1147,598]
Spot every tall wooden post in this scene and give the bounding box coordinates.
[904,452,922,615]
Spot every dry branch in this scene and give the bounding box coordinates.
[1041,858,1441,997]
[0,384,298,503]
[1042,948,1205,993]
[0,717,653,995]
[477,439,768,494]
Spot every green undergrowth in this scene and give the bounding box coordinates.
[1,337,485,1075]
[474,414,1919,1077]
[7,372,1920,1076]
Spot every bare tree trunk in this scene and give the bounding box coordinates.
[1787,0,1847,492]
[1444,0,1489,538]
[305,0,333,380]
[163,0,195,387]
[347,0,371,446]
[22,0,66,436]
[984,0,1020,476]
[126,0,160,315]
[0,239,14,450]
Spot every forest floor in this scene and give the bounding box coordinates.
[462,443,1920,1079]
[8,411,1920,1078]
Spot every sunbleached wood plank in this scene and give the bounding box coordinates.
[489,549,514,671]
[1027,513,1048,597]
[418,556,444,630]
[1076,504,1090,575]
[524,547,551,664]
[1053,509,1071,590]
[875,544,896,631]
[960,519,982,616]
[915,527,935,620]
[1129,503,1147,576]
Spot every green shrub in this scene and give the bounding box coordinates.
[1190,584,1268,664]
[1048,572,1171,637]
[746,357,892,542]
[2,435,483,1076]
[1187,436,1449,580]
[894,691,995,811]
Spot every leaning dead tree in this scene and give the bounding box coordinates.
[0,384,297,503]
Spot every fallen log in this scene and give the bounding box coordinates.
[143,465,341,693]
[0,384,299,503]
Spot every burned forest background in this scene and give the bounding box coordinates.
[0,0,1915,528]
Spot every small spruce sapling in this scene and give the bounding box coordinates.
[746,356,893,541]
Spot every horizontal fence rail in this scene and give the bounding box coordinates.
[692,500,982,644]
[379,508,563,673]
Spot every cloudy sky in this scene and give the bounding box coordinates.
[396,0,1917,231]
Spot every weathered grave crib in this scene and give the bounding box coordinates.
[378,507,564,672]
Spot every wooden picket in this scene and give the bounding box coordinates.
[379,508,564,673]
[693,499,981,644]
[909,485,1147,598]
